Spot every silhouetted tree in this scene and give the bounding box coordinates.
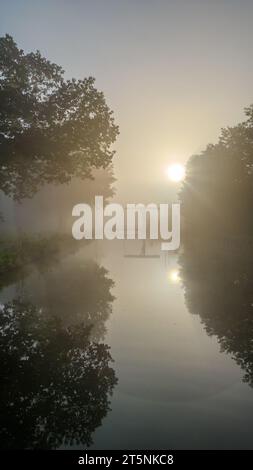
[0,34,119,201]
[0,299,117,449]
[180,106,253,246]
[179,105,253,386]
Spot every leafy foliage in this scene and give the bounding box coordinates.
[180,106,253,244]
[0,35,119,200]
[180,106,253,387]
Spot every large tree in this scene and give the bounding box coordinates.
[0,34,119,200]
[179,106,253,387]
[180,106,253,244]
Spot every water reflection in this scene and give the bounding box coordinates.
[0,247,117,449]
[20,257,115,341]
[180,236,253,387]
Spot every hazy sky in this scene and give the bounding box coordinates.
[1,0,253,202]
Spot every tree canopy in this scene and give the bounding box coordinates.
[0,34,119,200]
[180,106,253,244]
[179,105,253,387]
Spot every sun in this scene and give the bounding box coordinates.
[169,269,181,283]
[167,164,185,182]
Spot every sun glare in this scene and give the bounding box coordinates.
[167,164,185,182]
[169,270,181,283]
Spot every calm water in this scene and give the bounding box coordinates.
[1,239,253,449]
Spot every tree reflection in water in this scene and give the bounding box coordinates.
[0,260,117,449]
[180,105,253,386]
[179,106,253,388]
[18,258,115,341]
[180,240,253,386]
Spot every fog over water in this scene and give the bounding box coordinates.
[1,0,253,450]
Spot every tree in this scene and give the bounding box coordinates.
[179,105,253,387]
[180,106,253,245]
[0,34,119,201]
